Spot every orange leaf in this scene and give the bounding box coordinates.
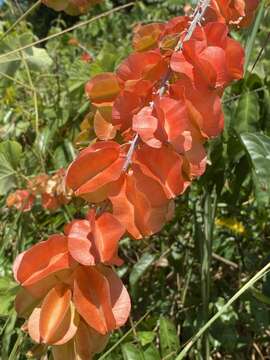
[66,141,125,203]
[112,90,144,131]
[52,341,76,360]
[75,321,109,360]
[132,23,165,52]
[170,79,224,138]
[39,284,72,344]
[13,235,72,287]
[73,266,116,334]
[116,51,167,87]
[94,212,125,265]
[132,106,161,148]
[28,307,42,343]
[94,105,116,140]
[67,219,94,266]
[134,144,188,198]
[109,167,174,239]
[85,73,120,105]
[99,265,131,328]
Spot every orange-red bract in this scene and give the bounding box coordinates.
[13,233,131,344]
[52,321,109,360]
[132,23,165,52]
[94,105,117,140]
[6,190,35,212]
[133,96,193,153]
[134,144,190,198]
[85,73,120,105]
[169,78,224,138]
[66,141,126,202]
[13,235,73,289]
[73,264,130,334]
[66,210,125,266]
[110,51,168,132]
[116,51,168,88]
[109,166,174,239]
[206,0,259,27]
[170,22,244,91]
[17,263,130,344]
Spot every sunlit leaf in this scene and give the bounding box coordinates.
[159,316,179,358]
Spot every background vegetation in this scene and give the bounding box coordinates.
[0,0,270,359]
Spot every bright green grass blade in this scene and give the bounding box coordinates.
[244,0,266,74]
[176,261,270,359]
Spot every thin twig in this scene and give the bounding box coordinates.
[0,0,41,43]
[0,70,36,92]
[123,0,211,170]
[253,342,265,360]
[0,3,134,61]
[159,0,210,96]
[251,31,270,73]
[122,133,139,171]
[98,306,155,359]
[212,253,239,269]
[176,262,270,359]
[223,86,266,104]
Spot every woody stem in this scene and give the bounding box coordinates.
[123,0,211,170]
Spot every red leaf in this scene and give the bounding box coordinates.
[73,266,116,334]
[134,144,189,198]
[66,141,125,203]
[75,320,109,359]
[85,73,120,105]
[109,167,174,239]
[13,235,72,287]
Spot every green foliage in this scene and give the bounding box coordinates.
[241,132,270,204]
[159,317,180,358]
[234,91,260,133]
[0,140,22,194]
[129,253,156,290]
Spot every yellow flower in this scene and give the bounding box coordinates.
[215,218,245,235]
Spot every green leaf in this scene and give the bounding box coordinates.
[137,331,156,346]
[35,127,54,156]
[26,47,53,71]
[144,345,161,360]
[244,0,266,73]
[234,91,259,133]
[250,287,270,306]
[0,140,22,194]
[121,343,145,360]
[240,132,270,204]
[67,59,90,93]
[159,317,180,358]
[0,292,17,317]
[129,252,156,288]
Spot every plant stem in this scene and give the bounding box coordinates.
[244,0,266,74]
[98,306,155,359]
[0,0,41,43]
[0,3,134,60]
[176,261,270,359]
[123,0,211,171]
[200,191,217,359]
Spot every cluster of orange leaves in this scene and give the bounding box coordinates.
[11,1,259,359]
[6,169,70,212]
